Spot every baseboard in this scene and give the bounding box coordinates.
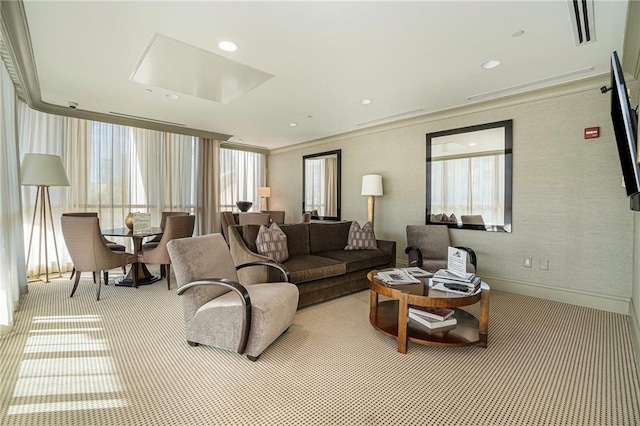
[482,275,630,314]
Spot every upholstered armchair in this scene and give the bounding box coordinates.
[138,215,196,290]
[61,215,138,300]
[167,233,299,361]
[405,225,477,273]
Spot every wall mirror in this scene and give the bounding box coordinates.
[426,120,512,232]
[302,149,341,221]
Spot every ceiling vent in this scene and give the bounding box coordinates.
[569,0,596,46]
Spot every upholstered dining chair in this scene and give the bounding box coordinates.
[167,233,299,361]
[61,215,138,300]
[62,212,127,280]
[460,215,486,226]
[238,212,270,226]
[301,212,312,223]
[405,225,477,273]
[141,211,189,251]
[138,214,196,290]
[220,211,238,243]
[261,210,285,224]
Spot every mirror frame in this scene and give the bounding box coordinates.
[302,149,342,221]
[426,120,513,232]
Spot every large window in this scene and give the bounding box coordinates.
[219,148,266,211]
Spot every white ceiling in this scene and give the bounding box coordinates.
[21,0,629,150]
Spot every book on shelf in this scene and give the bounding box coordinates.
[408,306,454,321]
[409,312,457,329]
[402,267,432,278]
[431,281,480,295]
[375,269,421,285]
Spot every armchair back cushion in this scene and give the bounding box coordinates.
[406,225,451,261]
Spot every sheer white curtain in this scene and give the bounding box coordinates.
[0,63,27,334]
[219,148,266,211]
[304,158,324,214]
[432,154,505,225]
[18,104,217,275]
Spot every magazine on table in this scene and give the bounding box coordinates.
[402,267,432,278]
[408,306,455,321]
[375,269,421,285]
[433,269,476,283]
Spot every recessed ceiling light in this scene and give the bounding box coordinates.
[219,41,238,52]
[166,93,180,100]
[288,123,297,127]
[512,30,525,37]
[145,89,153,93]
[481,60,502,70]
[359,99,373,105]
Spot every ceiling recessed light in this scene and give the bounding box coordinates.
[288,123,297,127]
[219,41,238,52]
[359,99,373,105]
[166,93,180,100]
[481,60,502,70]
[512,30,525,38]
[145,89,153,93]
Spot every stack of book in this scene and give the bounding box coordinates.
[431,269,481,295]
[408,306,457,329]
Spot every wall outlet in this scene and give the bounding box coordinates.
[523,257,532,268]
[540,260,549,270]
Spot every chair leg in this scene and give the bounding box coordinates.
[92,271,97,283]
[187,341,199,347]
[132,263,139,288]
[70,267,76,279]
[246,354,259,362]
[122,265,126,275]
[96,270,102,301]
[70,272,82,298]
[160,264,166,278]
[103,271,109,285]
[166,264,171,290]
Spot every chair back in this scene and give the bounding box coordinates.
[461,215,485,225]
[301,212,312,223]
[238,212,270,226]
[167,233,240,321]
[159,211,189,229]
[406,225,451,262]
[262,210,285,224]
[220,211,237,242]
[62,212,98,217]
[61,216,122,272]
[142,215,196,264]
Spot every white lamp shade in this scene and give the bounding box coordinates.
[21,153,70,187]
[361,174,383,196]
[257,186,271,197]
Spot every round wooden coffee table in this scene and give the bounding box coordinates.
[367,270,489,353]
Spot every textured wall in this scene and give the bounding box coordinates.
[269,80,636,300]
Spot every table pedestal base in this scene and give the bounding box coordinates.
[114,263,160,287]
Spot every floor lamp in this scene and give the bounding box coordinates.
[21,153,70,283]
[257,186,271,211]
[361,174,383,227]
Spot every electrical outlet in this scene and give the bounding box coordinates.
[540,260,549,270]
[523,257,532,268]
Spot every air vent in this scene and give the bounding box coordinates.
[569,0,596,46]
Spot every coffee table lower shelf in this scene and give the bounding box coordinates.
[370,300,485,348]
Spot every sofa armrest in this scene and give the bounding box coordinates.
[376,239,396,266]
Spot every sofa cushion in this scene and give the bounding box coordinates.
[278,255,346,284]
[309,221,352,254]
[256,223,289,262]
[318,249,389,274]
[279,223,310,256]
[344,221,377,250]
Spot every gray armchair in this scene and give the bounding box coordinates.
[405,225,477,273]
[167,233,299,361]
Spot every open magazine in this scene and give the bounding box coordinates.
[375,269,421,285]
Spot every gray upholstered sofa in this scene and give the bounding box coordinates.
[228,221,396,308]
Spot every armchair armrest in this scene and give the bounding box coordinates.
[177,278,251,355]
[237,261,291,282]
[376,239,397,266]
[404,245,423,268]
[455,246,477,270]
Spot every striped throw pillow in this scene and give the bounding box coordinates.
[344,221,378,250]
[256,222,289,262]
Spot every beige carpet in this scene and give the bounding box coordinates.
[0,274,639,426]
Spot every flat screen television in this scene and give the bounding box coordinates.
[609,51,640,196]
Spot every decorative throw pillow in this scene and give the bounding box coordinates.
[344,221,378,250]
[449,213,458,223]
[256,223,289,262]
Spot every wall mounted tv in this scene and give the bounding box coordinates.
[609,51,640,199]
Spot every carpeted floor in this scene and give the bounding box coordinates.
[0,273,639,426]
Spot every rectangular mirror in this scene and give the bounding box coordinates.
[302,150,341,221]
[426,120,512,232]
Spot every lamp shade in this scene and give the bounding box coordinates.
[361,174,383,196]
[21,153,70,187]
[257,186,271,198]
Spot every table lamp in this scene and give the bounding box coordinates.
[257,186,271,211]
[361,174,383,227]
[21,153,70,282]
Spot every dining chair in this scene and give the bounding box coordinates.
[238,212,270,226]
[141,211,189,251]
[61,216,138,300]
[261,210,285,224]
[138,214,196,290]
[62,212,127,280]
